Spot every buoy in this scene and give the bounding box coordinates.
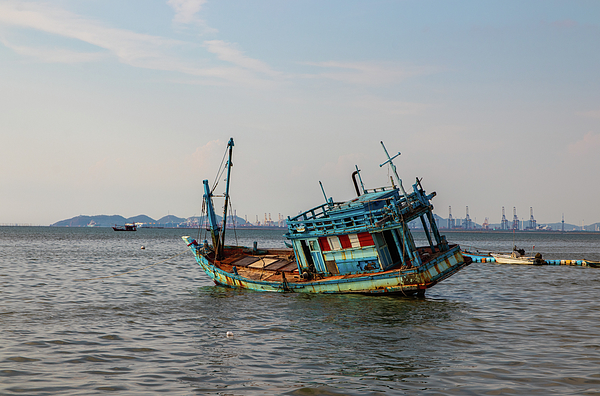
[141,246,145,250]
[226,331,234,337]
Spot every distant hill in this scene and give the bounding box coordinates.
[51,215,128,227]
[51,214,252,227]
[157,215,187,225]
[127,214,156,224]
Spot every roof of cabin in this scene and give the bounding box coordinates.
[285,183,436,239]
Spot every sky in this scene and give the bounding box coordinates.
[0,0,599,226]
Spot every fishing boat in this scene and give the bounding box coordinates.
[491,246,545,265]
[182,138,471,295]
[112,223,137,231]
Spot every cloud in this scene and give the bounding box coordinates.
[1,38,106,63]
[549,19,578,29]
[0,2,274,87]
[0,2,185,66]
[303,61,437,85]
[320,153,367,179]
[577,109,600,119]
[166,0,216,33]
[350,96,429,115]
[191,139,225,172]
[204,40,280,76]
[167,0,206,24]
[567,132,600,156]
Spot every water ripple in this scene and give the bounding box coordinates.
[1,227,600,395]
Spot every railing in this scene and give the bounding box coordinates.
[286,191,432,237]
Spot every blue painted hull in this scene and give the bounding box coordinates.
[183,236,470,294]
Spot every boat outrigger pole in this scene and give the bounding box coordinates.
[219,138,234,260]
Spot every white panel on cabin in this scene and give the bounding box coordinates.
[349,234,360,248]
[327,236,341,250]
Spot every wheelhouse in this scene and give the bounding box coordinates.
[286,179,449,279]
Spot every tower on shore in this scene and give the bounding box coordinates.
[528,207,536,230]
[501,207,509,230]
[463,206,472,229]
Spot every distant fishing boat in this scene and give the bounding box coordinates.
[112,223,137,232]
[491,246,545,265]
[183,138,471,296]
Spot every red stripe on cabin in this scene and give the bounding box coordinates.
[357,232,375,247]
[338,235,352,249]
[318,237,331,251]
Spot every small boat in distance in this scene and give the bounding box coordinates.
[491,246,545,265]
[112,223,137,232]
[183,138,471,296]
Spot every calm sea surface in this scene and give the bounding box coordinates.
[2,227,600,395]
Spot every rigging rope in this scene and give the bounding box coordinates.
[73,248,190,282]
[228,197,239,246]
[211,144,230,193]
[197,197,207,243]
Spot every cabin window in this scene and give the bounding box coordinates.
[349,234,361,248]
[327,236,341,250]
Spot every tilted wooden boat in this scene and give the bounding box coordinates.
[183,138,471,295]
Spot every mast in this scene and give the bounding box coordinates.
[203,179,220,252]
[219,138,235,259]
[379,141,408,200]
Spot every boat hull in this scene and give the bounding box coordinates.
[491,254,535,265]
[183,236,470,295]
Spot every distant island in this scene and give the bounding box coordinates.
[51,214,254,228]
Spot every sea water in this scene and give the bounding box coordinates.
[1,226,600,395]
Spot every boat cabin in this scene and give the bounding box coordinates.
[285,179,448,279]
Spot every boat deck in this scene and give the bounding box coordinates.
[202,244,458,284]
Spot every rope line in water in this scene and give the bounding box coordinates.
[73,248,190,282]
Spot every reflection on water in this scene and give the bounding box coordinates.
[1,227,600,395]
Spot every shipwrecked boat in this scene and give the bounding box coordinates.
[183,138,471,295]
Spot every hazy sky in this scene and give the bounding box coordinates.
[1,0,599,226]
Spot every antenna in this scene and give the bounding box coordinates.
[379,141,408,199]
[319,181,332,207]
